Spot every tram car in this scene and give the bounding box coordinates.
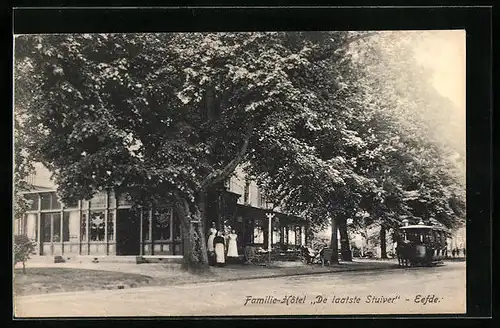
[396,223,450,267]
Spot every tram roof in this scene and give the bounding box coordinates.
[399,225,449,231]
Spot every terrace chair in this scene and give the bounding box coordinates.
[244,246,266,265]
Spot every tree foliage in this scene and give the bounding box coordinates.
[14,31,465,267]
[14,32,365,269]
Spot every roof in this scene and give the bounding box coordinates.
[21,185,57,193]
[400,225,450,232]
[400,225,434,229]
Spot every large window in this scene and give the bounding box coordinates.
[41,213,61,243]
[40,192,61,210]
[89,211,106,241]
[153,208,172,241]
[63,211,80,242]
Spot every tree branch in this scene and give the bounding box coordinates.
[200,123,254,189]
[344,32,379,46]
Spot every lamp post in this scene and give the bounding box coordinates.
[265,212,275,264]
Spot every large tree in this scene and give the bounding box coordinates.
[15,32,362,271]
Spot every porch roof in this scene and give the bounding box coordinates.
[235,204,307,224]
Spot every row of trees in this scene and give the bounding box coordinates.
[14,31,465,270]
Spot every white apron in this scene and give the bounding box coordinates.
[207,228,217,252]
[227,234,238,257]
[215,243,225,264]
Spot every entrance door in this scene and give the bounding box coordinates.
[116,209,140,255]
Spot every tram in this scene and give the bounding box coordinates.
[396,222,450,267]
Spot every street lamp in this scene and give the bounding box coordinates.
[265,212,275,264]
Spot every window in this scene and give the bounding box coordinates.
[89,211,105,241]
[63,211,80,242]
[118,193,132,207]
[294,226,301,245]
[90,192,107,209]
[24,194,39,211]
[107,211,115,241]
[258,190,264,207]
[153,208,172,241]
[244,179,250,204]
[40,192,61,210]
[425,231,435,243]
[53,216,61,242]
[41,193,51,210]
[109,193,117,208]
[41,213,61,242]
[253,220,264,244]
[42,214,51,242]
[406,231,421,243]
[173,213,181,240]
[288,227,296,245]
[272,225,280,245]
[25,213,38,240]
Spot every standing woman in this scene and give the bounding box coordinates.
[227,229,239,259]
[207,222,217,265]
[213,231,226,267]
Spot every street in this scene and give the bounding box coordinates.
[14,262,466,317]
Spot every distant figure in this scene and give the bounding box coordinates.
[207,222,217,252]
[452,248,456,257]
[213,231,226,267]
[207,223,217,265]
[463,248,466,256]
[226,229,239,258]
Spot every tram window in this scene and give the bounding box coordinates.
[424,231,435,243]
[406,231,420,242]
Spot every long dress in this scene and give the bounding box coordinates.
[227,233,239,257]
[207,228,217,252]
[213,236,226,266]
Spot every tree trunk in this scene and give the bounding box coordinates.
[174,194,209,274]
[329,216,339,265]
[380,224,388,259]
[338,215,352,261]
[22,261,26,275]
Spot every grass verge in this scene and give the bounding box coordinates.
[14,268,155,296]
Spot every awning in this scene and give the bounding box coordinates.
[235,204,307,224]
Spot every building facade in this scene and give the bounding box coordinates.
[14,164,309,257]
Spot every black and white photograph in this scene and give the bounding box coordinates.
[12,25,471,317]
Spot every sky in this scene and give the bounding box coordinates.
[413,30,466,121]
